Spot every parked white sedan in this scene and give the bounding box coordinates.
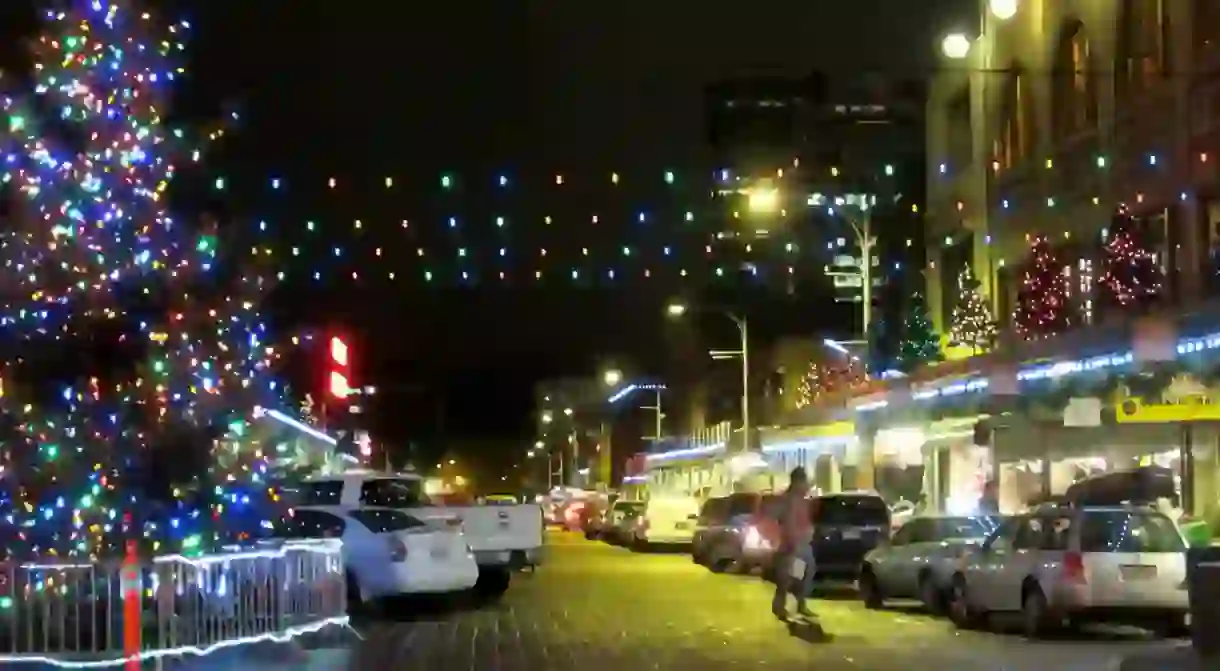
[281,505,480,606]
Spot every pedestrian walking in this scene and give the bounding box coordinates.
[771,466,815,621]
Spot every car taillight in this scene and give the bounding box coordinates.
[1063,551,1086,583]
[387,536,408,563]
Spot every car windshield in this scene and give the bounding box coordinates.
[813,496,889,525]
[347,509,424,533]
[930,516,998,540]
[1080,511,1186,553]
[360,478,429,507]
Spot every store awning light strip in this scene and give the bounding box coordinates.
[643,442,726,464]
[761,435,855,455]
[854,330,1220,414]
[622,475,647,484]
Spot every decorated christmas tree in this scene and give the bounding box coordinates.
[794,359,866,409]
[0,1,290,558]
[1099,209,1162,313]
[949,266,999,353]
[1014,236,1073,340]
[895,293,943,373]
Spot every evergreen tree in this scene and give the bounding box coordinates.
[949,266,999,353]
[0,0,289,557]
[1014,236,1073,340]
[1099,209,1162,313]
[896,293,943,373]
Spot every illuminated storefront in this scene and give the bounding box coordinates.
[760,422,857,494]
[871,417,989,513]
[992,421,1214,515]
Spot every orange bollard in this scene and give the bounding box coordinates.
[122,521,141,671]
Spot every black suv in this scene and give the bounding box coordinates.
[808,492,891,582]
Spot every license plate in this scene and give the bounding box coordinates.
[430,548,449,560]
[675,522,689,530]
[842,529,862,540]
[1120,565,1156,581]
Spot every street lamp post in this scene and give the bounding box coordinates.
[668,303,751,451]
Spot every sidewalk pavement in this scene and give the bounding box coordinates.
[1117,643,1210,671]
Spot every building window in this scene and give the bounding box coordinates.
[1054,22,1097,137]
[1195,0,1220,62]
[1118,0,1166,100]
[995,70,1031,169]
[946,85,971,170]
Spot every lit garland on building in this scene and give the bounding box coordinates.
[0,1,289,558]
[794,360,865,409]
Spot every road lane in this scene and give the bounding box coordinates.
[346,529,1180,669]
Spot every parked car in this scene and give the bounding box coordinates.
[807,491,891,585]
[293,471,544,598]
[691,496,731,565]
[693,492,784,574]
[630,496,700,550]
[279,505,479,609]
[947,505,1189,638]
[602,500,646,544]
[858,514,1000,613]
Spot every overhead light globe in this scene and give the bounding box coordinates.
[941,33,972,60]
[989,0,1018,20]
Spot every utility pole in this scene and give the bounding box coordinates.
[640,389,664,440]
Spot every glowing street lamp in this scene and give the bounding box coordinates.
[534,440,544,449]
[666,303,687,317]
[541,411,553,424]
[603,369,623,387]
[989,0,1018,20]
[747,187,780,214]
[563,407,573,417]
[941,32,972,59]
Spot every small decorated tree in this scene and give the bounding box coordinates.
[1099,209,1162,313]
[1014,236,1073,340]
[896,293,943,373]
[795,359,865,409]
[950,266,999,353]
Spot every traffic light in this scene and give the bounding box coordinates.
[328,336,352,399]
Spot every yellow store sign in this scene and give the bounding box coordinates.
[1115,397,1220,424]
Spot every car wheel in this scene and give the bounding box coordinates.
[709,556,733,573]
[345,570,367,614]
[948,576,982,629]
[631,536,648,552]
[858,567,883,609]
[919,572,945,615]
[1020,584,1051,639]
[1156,613,1190,639]
[474,567,512,603]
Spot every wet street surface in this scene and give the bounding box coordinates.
[337,529,1184,670]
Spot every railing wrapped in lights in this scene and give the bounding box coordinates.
[0,539,348,667]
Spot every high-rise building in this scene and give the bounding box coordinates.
[925,1,1220,337]
[703,73,927,334]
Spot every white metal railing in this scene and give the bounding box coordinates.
[0,539,348,667]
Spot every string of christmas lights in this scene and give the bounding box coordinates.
[0,0,293,559]
[794,359,866,409]
[1014,236,1073,340]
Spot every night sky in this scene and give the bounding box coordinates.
[2,1,971,462]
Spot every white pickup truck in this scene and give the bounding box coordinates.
[290,471,543,598]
